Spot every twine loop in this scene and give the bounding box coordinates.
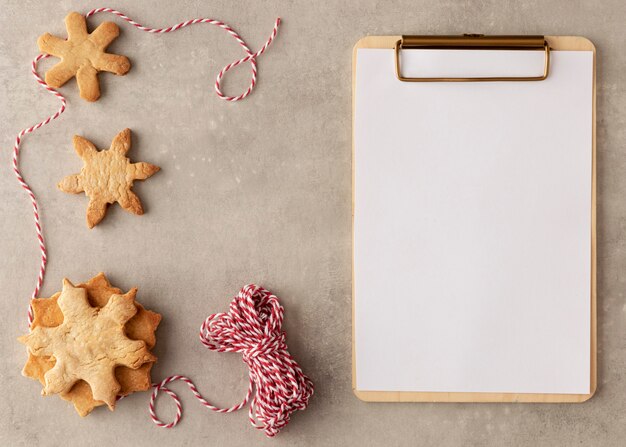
[149,285,314,437]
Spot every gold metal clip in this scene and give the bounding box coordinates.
[394,34,550,82]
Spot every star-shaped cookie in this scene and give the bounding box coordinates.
[58,128,160,228]
[38,11,131,102]
[19,274,160,415]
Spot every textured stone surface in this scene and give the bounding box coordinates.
[1,0,625,446]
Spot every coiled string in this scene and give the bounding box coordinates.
[149,285,314,436]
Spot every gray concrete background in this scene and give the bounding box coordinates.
[1,1,624,445]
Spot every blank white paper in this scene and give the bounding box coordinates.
[354,48,593,394]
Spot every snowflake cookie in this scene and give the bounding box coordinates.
[38,11,130,101]
[18,273,160,416]
[58,128,160,228]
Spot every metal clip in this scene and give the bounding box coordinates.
[394,34,550,82]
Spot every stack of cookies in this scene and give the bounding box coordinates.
[19,273,161,416]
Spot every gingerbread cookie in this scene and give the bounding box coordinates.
[38,11,130,102]
[58,128,160,228]
[19,273,161,416]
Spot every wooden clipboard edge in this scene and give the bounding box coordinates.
[351,35,597,403]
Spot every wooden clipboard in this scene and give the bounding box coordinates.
[351,35,596,403]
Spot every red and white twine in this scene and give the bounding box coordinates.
[10,9,314,436]
[12,52,64,324]
[12,8,281,325]
[84,8,281,102]
[148,285,314,436]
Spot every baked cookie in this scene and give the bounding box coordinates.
[19,273,161,416]
[58,128,160,228]
[38,11,130,102]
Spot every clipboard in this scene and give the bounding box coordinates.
[352,35,596,403]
